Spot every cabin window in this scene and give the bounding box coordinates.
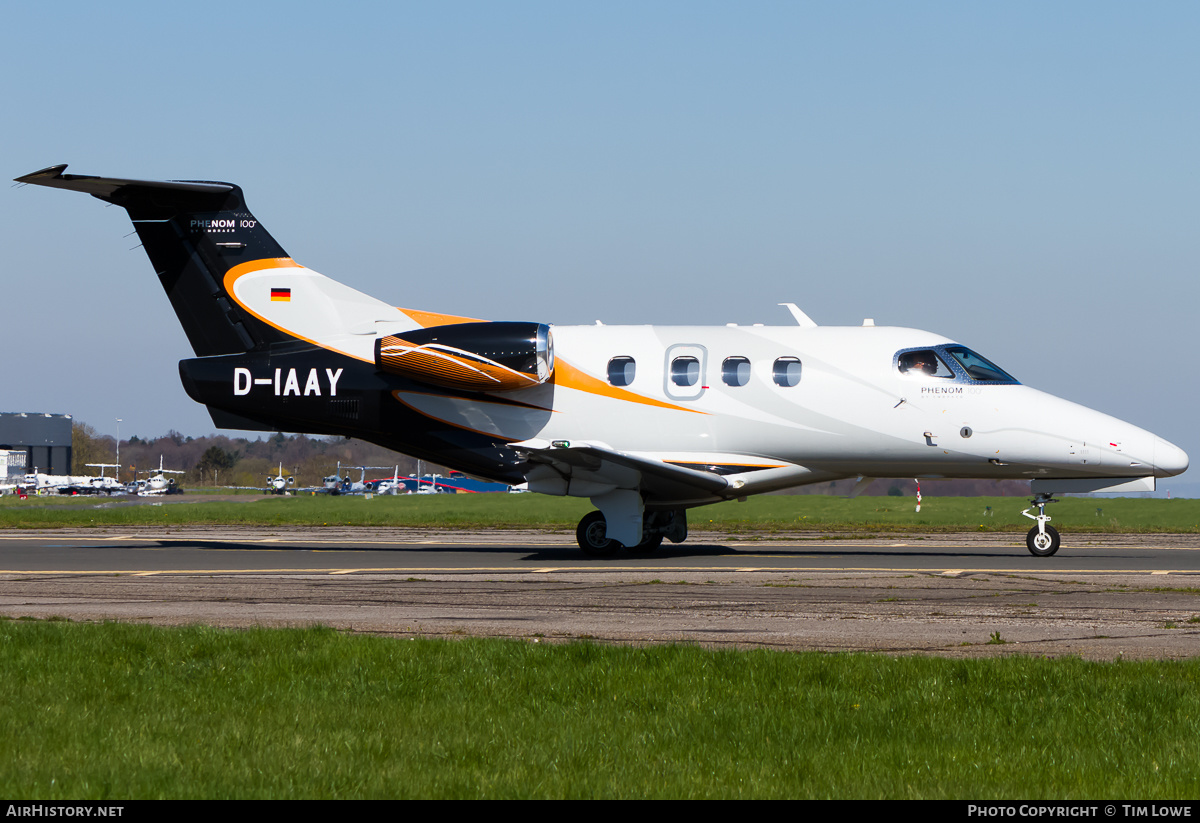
[607,356,636,387]
[722,357,751,387]
[671,356,700,387]
[897,349,954,379]
[773,357,802,387]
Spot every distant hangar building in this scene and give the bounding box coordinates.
[0,412,73,478]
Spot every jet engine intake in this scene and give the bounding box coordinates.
[376,321,553,392]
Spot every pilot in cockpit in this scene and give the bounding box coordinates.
[898,351,938,376]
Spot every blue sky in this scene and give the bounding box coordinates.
[4,2,1197,490]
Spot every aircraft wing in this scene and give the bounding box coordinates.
[512,439,834,513]
[511,439,733,505]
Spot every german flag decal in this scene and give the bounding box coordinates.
[270,288,291,302]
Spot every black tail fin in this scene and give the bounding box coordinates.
[16,164,295,356]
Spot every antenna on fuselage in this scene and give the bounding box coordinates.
[778,303,818,328]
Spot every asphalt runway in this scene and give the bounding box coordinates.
[2,527,1199,659]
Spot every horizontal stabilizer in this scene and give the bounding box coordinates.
[15,164,233,205]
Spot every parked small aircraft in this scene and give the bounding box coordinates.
[373,467,405,495]
[76,463,126,495]
[265,463,295,495]
[17,165,1188,556]
[135,456,185,496]
[12,465,125,496]
[323,463,391,495]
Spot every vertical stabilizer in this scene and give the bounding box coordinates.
[16,164,296,356]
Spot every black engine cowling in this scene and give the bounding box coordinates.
[375,321,554,392]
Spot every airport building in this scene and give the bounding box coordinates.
[0,413,73,477]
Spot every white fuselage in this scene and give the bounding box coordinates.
[23,164,1186,554]
[228,261,1187,500]
[395,323,1186,487]
[18,473,126,494]
[138,474,173,495]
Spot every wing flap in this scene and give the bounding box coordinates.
[512,440,732,502]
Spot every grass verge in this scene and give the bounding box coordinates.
[2,619,1199,799]
[1,493,1198,533]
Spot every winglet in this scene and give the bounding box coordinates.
[14,164,69,184]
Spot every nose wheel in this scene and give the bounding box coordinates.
[1021,493,1061,557]
[1026,524,1061,556]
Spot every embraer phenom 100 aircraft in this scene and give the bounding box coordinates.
[17,165,1188,557]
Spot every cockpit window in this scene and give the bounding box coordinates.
[895,345,1019,385]
[942,346,1017,383]
[897,349,954,379]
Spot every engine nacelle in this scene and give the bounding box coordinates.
[375,321,554,392]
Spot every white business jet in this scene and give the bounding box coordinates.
[16,165,1187,556]
[137,456,185,496]
[265,463,295,495]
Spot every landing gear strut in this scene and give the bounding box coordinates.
[1021,493,1061,557]
[574,510,686,557]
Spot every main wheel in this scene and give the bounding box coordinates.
[627,533,663,555]
[576,511,620,557]
[1026,525,1061,557]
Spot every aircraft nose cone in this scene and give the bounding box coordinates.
[1155,437,1189,477]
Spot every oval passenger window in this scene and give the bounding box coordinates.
[607,356,636,387]
[722,357,750,387]
[671,356,700,387]
[773,357,801,387]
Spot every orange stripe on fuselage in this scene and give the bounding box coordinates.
[550,359,705,415]
[225,260,703,414]
[398,305,702,414]
[398,307,487,327]
[226,257,303,280]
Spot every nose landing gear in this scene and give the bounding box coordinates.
[1021,493,1061,557]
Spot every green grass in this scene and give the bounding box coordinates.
[2,619,1198,799]
[1,493,1197,533]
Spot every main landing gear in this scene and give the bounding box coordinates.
[575,510,686,557]
[1021,493,1061,557]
